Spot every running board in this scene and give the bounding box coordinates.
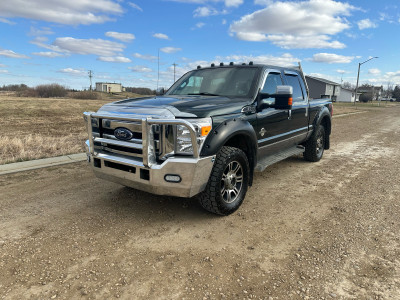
[255,146,305,172]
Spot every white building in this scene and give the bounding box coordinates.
[95,82,123,93]
[337,87,355,103]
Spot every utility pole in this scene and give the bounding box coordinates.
[172,63,178,83]
[88,70,93,91]
[354,57,378,107]
[157,49,160,91]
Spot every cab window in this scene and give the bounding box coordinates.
[284,74,304,102]
[260,72,283,106]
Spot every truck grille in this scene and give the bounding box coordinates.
[84,112,200,168]
[92,118,160,159]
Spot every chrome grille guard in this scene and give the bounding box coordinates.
[83,112,199,167]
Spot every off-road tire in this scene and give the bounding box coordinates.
[304,124,325,162]
[199,146,249,215]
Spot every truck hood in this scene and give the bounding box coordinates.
[97,95,251,118]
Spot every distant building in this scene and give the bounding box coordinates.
[357,86,383,101]
[337,87,355,103]
[305,76,341,101]
[95,82,124,93]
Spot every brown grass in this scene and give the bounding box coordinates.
[0,93,113,164]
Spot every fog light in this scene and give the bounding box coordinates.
[164,174,181,183]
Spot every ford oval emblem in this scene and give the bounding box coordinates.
[114,127,133,141]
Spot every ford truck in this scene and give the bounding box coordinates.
[83,62,332,215]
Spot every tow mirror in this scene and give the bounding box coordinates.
[273,85,293,110]
[258,85,293,111]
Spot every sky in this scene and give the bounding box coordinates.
[0,0,399,90]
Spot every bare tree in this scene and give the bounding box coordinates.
[342,81,354,89]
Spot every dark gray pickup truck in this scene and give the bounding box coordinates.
[84,62,332,215]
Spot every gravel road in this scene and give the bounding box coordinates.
[1,105,399,299]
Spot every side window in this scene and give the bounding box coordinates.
[260,72,283,106]
[284,74,304,102]
[261,72,282,94]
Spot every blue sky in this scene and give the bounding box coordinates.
[0,0,399,90]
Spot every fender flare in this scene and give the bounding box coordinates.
[311,107,332,149]
[201,118,258,185]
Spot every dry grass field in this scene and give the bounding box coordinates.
[0,91,379,164]
[0,93,135,164]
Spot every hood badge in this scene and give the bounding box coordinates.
[114,127,134,141]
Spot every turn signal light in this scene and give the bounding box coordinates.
[201,126,211,136]
[288,97,293,106]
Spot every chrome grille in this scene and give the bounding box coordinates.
[84,112,199,167]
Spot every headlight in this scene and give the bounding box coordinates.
[176,118,212,155]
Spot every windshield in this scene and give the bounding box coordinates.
[166,67,260,98]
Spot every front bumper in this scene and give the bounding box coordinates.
[85,141,214,198]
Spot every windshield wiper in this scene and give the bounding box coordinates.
[188,92,220,96]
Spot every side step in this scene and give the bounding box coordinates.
[255,146,305,172]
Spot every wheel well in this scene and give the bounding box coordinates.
[320,116,331,149]
[223,134,255,186]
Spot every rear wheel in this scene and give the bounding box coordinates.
[304,124,325,162]
[199,146,249,215]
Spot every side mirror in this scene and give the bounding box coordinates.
[258,85,293,111]
[156,87,165,95]
[273,85,293,110]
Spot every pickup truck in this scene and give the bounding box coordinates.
[83,62,332,215]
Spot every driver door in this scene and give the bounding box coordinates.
[256,70,292,158]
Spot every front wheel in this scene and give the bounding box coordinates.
[304,124,325,162]
[199,146,249,215]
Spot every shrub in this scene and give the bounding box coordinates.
[69,90,102,100]
[35,84,68,98]
[16,87,38,97]
[359,93,372,103]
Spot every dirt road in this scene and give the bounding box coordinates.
[1,105,400,299]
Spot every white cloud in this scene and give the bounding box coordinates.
[133,53,157,61]
[368,68,381,75]
[0,0,123,25]
[0,69,9,73]
[129,66,153,73]
[230,0,357,49]
[0,17,16,25]
[128,2,143,11]
[222,19,227,25]
[357,19,377,30]
[0,64,7,68]
[195,22,206,28]
[32,51,64,58]
[29,26,54,36]
[336,69,349,74]
[166,0,241,6]
[310,53,354,64]
[160,47,182,54]
[225,0,243,7]
[194,6,219,17]
[105,31,135,42]
[53,37,125,56]
[98,56,132,63]
[153,33,170,40]
[265,34,345,49]
[0,49,30,59]
[58,68,86,76]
